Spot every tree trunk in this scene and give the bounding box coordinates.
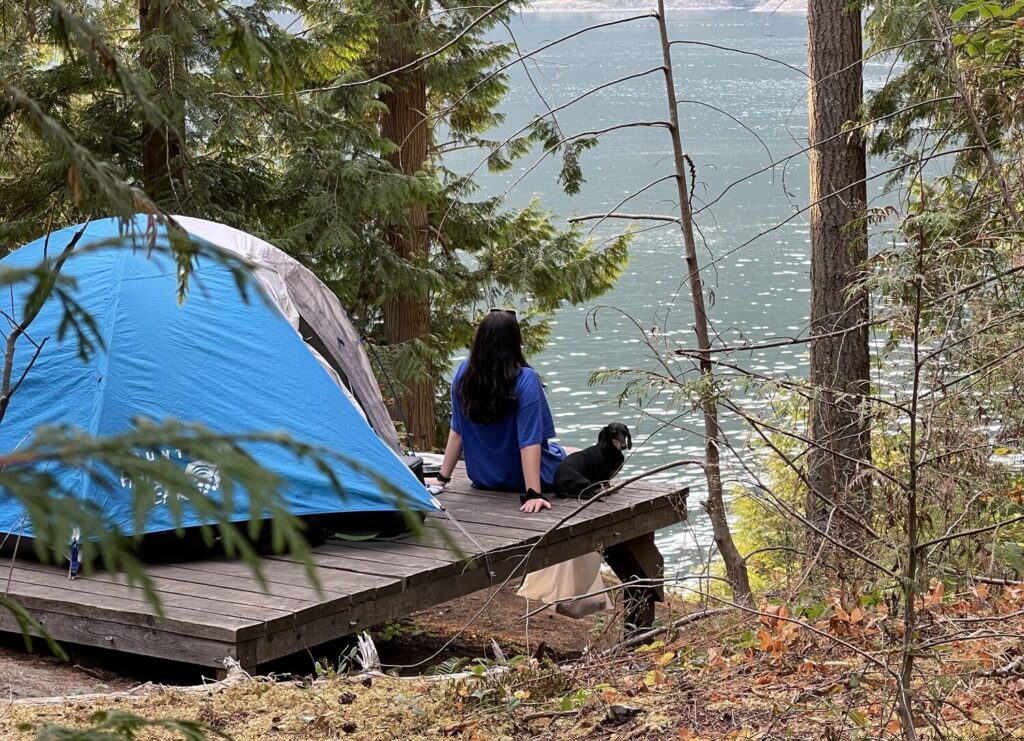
[657,0,750,601]
[378,1,434,451]
[139,0,187,205]
[806,0,872,550]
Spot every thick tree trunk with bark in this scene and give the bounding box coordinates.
[379,2,434,451]
[806,0,872,546]
[139,0,187,205]
[657,0,750,600]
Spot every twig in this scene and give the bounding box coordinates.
[980,656,1024,677]
[915,514,1024,553]
[600,607,731,656]
[520,709,580,722]
[0,220,90,424]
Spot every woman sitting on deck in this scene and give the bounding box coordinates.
[431,308,566,513]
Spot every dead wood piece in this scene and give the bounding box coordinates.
[600,607,731,657]
[12,656,251,706]
[521,708,580,722]
[981,655,1024,677]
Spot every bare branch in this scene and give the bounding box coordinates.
[567,213,681,224]
[669,39,809,78]
[915,514,1024,553]
[0,220,90,424]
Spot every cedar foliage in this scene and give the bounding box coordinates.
[2,0,631,449]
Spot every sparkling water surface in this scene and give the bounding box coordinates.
[445,10,893,574]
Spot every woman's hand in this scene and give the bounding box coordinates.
[520,497,551,513]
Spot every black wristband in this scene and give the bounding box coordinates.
[519,488,548,505]
[436,472,451,484]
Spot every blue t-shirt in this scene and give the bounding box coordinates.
[451,361,566,492]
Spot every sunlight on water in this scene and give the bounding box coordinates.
[446,10,893,574]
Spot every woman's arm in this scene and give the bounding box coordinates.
[435,429,462,486]
[519,443,551,513]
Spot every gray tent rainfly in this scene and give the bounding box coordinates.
[172,216,404,455]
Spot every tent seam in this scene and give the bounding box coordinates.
[82,232,131,510]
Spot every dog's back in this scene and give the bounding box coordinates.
[554,445,624,500]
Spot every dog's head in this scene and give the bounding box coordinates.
[598,423,632,453]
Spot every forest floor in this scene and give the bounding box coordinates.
[1,581,1023,739]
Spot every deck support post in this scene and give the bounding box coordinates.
[603,532,664,636]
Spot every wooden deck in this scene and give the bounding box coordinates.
[0,465,687,671]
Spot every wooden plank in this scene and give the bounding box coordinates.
[339,539,466,562]
[22,607,244,668]
[258,492,683,662]
[441,486,638,511]
[435,499,637,539]
[141,556,403,638]
[431,506,561,534]
[84,569,308,616]
[0,563,255,634]
[440,490,661,527]
[604,532,665,633]
[428,517,541,542]
[320,540,456,566]
[143,563,330,603]
[415,523,524,554]
[7,561,295,625]
[0,578,250,641]
[443,464,677,506]
[438,489,596,517]
[438,492,658,539]
[312,544,457,585]
[255,500,686,664]
[160,557,401,604]
[0,480,689,672]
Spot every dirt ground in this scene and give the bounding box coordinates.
[397,579,685,664]
[0,579,684,700]
[0,639,135,700]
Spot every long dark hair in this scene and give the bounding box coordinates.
[458,311,528,424]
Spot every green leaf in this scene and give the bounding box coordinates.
[951,0,984,21]
[980,2,1003,18]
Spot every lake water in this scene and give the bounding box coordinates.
[447,10,893,573]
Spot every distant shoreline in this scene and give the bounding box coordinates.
[519,1,807,12]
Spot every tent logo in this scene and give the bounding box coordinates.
[185,461,221,496]
[119,456,221,506]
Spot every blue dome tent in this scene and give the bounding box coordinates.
[0,216,438,557]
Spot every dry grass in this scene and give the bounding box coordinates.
[4,587,1024,740]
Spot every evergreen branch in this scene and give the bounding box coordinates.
[34,709,223,741]
[0,593,67,661]
[433,65,664,213]
[491,122,672,214]
[427,12,657,140]
[924,0,1023,227]
[2,83,158,216]
[217,0,522,97]
[0,419,423,608]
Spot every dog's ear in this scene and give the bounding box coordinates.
[625,427,632,450]
[598,425,610,448]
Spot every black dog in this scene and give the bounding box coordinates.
[554,423,632,500]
